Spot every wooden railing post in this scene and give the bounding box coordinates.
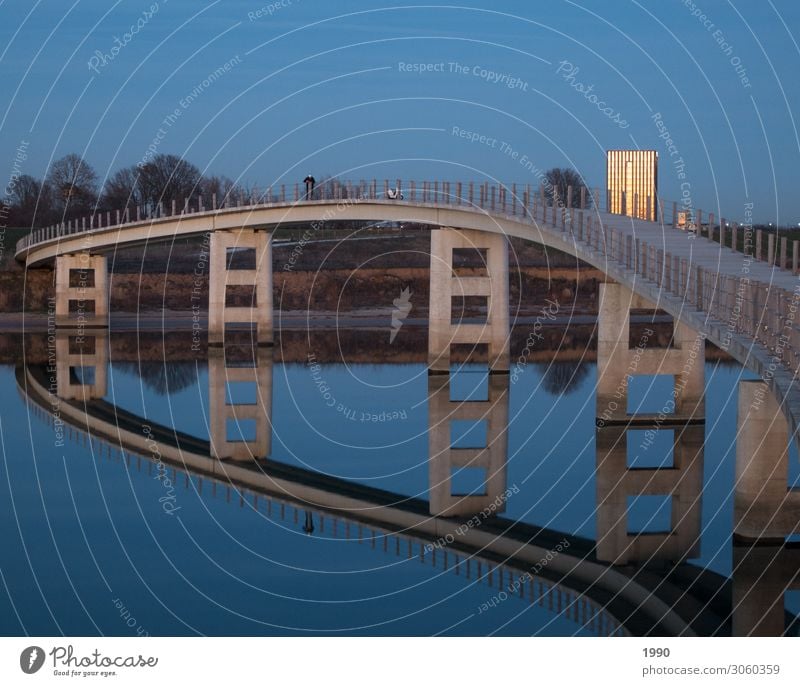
[679,259,688,299]
[780,236,787,270]
[628,236,635,270]
[552,187,558,226]
[539,184,546,223]
[696,266,704,310]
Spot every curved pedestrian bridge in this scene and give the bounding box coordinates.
[15,180,800,436]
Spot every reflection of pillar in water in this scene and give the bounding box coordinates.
[208,346,273,460]
[428,227,509,372]
[732,543,800,636]
[734,380,800,540]
[55,330,108,401]
[428,372,509,517]
[595,422,704,565]
[208,229,273,345]
[597,283,704,422]
[731,382,800,635]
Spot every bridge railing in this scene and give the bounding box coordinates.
[16,179,799,276]
[538,200,800,378]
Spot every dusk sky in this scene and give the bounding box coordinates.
[1,0,799,223]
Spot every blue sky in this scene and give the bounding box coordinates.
[1,0,799,223]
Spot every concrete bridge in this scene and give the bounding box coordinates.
[15,179,800,436]
[16,327,800,635]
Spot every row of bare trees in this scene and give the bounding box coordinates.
[2,151,591,229]
[2,153,241,228]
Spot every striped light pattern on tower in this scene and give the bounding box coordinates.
[606,150,658,221]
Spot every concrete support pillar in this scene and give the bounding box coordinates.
[55,253,108,327]
[209,229,273,345]
[208,345,273,461]
[55,329,108,401]
[734,380,800,540]
[597,282,705,422]
[428,227,509,372]
[595,422,704,565]
[428,372,509,517]
[732,543,800,636]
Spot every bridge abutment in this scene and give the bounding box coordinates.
[428,227,509,372]
[209,230,273,345]
[55,253,108,328]
[733,381,800,634]
[427,372,509,517]
[735,380,799,540]
[732,543,800,635]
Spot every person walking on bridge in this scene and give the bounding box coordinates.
[303,174,316,199]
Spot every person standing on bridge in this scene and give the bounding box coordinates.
[303,174,316,199]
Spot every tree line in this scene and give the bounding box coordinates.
[2,152,240,229]
[2,151,591,229]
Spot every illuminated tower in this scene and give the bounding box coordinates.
[606,150,658,221]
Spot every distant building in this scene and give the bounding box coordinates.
[606,150,658,221]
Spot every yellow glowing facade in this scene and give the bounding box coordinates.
[607,150,658,221]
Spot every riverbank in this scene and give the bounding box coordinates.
[1,234,605,315]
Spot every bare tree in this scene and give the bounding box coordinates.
[544,168,592,208]
[7,174,54,227]
[102,166,144,211]
[202,175,240,208]
[46,153,98,218]
[137,154,203,210]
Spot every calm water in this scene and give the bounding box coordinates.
[1,330,797,636]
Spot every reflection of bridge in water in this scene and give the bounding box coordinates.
[17,325,800,635]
